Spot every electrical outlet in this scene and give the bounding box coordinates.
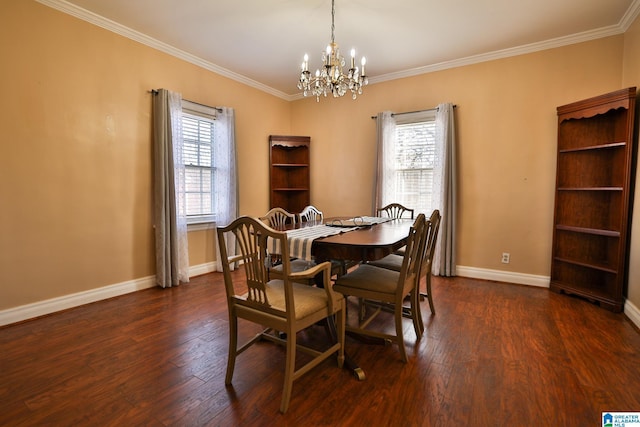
[501,252,510,264]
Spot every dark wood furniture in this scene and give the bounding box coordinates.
[311,218,413,263]
[369,209,442,332]
[269,135,310,213]
[550,87,637,312]
[217,216,345,413]
[376,203,415,219]
[287,218,414,379]
[333,215,427,363]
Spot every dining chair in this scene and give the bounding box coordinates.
[260,207,300,279]
[367,209,441,338]
[376,203,415,220]
[419,209,441,314]
[333,213,427,362]
[217,216,345,413]
[271,204,346,283]
[260,207,297,229]
[377,203,415,258]
[298,204,359,278]
[299,205,324,222]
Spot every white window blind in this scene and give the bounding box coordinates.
[393,116,436,213]
[182,101,216,224]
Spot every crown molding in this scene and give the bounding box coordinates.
[621,0,640,31]
[36,0,640,103]
[35,0,292,100]
[368,24,626,87]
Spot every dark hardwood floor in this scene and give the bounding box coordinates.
[2,271,640,426]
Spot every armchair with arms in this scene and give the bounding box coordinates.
[217,216,345,413]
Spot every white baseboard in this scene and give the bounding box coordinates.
[456,265,640,330]
[0,262,218,327]
[5,263,639,331]
[0,275,156,327]
[624,299,640,329]
[188,261,217,277]
[456,265,550,288]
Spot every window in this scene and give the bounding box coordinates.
[181,101,217,224]
[389,111,436,214]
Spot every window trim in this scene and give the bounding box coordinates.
[181,100,217,226]
[387,110,437,214]
[187,221,216,231]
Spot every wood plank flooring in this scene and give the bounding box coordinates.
[2,271,640,426]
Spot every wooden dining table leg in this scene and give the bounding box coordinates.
[324,316,366,380]
[313,267,366,380]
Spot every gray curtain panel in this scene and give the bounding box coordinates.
[152,89,189,287]
[434,103,457,276]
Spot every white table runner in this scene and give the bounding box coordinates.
[269,216,390,261]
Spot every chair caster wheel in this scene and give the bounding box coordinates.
[353,367,366,381]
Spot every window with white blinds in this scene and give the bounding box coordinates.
[393,117,436,213]
[182,102,216,223]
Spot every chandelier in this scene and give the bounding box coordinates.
[297,0,368,101]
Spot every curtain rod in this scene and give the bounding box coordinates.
[370,104,457,119]
[149,89,222,112]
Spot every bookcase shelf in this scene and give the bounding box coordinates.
[269,135,310,213]
[550,87,637,312]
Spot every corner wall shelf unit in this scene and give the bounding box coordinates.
[269,135,310,213]
[550,87,637,312]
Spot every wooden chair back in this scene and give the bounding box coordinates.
[421,209,441,280]
[299,205,324,222]
[377,203,415,219]
[399,213,427,288]
[260,207,297,229]
[218,216,286,316]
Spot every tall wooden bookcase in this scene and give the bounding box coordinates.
[550,87,637,312]
[269,135,310,213]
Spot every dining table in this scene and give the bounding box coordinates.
[272,215,415,380]
[272,216,413,262]
[312,217,413,264]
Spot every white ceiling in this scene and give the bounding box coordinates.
[41,0,640,99]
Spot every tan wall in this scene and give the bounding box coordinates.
[1,0,638,314]
[0,0,290,310]
[291,36,625,277]
[623,15,640,308]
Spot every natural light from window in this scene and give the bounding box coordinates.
[182,112,215,222]
[393,119,436,213]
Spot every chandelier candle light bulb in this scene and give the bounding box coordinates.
[297,0,368,101]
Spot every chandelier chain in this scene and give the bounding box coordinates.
[331,0,335,44]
